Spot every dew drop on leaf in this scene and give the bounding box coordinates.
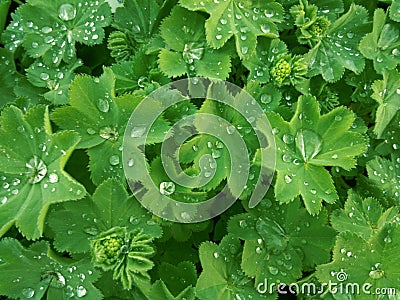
[86,128,96,135]
[127,158,134,167]
[159,181,175,195]
[41,26,53,34]
[49,173,59,183]
[76,286,87,298]
[40,72,49,81]
[22,288,35,298]
[282,133,294,144]
[260,94,272,104]
[130,126,146,138]
[58,3,77,21]
[109,155,120,166]
[97,98,110,113]
[26,156,47,184]
[268,266,279,275]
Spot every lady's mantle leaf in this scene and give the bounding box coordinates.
[331,190,399,240]
[366,156,400,203]
[0,48,20,107]
[304,4,369,82]
[228,198,336,285]
[2,0,111,66]
[371,69,400,138]
[180,0,284,59]
[0,238,102,299]
[316,225,400,298]
[196,234,273,300]
[48,178,162,254]
[159,6,231,79]
[359,8,400,74]
[0,105,85,240]
[52,67,170,185]
[149,261,197,300]
[267,95,367,214]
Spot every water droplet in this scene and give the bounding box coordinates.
[392,48,399,56]
[41,26,53,34]
[26,156,47,184]
[310,189,317,195]
[84,227,98,235]
[127,158,134,167]
[49,173,59,183]
[76,286,87,298]
[241,46,248,54]
[1,197,7,204]
[284,175,292,183]
[109,155,120,166]
[213,252,219,258]
[226,125,235,135]
[256,247,262,254]
[131,126,146,138]
[331,154,338,159]
[216,34,222,40]
[268,266,279,275]
[261,23,270,33]
[295,130,322,161]
[282,153,292,162]
[282,133,294,144]
[260,94,272,104]
[384,236,392,243]
[220,18,227,25]
[86,128,96,135]
[239,219,247,228]
[369,269,384,280]
[97,98,109,113]
[160,181,175,195]
[22,288,35,298]
[40,72,49,81]
[32,42,39,48]
[120,244,129,254]
[335,115,342,121]
[58,3,77,21]
[180,211,191,220]
[92,34,99,40]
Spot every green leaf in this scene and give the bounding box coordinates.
[48,178,162,254]
[26,59,82,105]
[180,0,284,59]
[0,105,85,239]
[268,95,367,214]
[196,234,272,300]
[366,156,400,203]
[304,4,369,82]
[331,190,399,240]
[0,0,10,37]
[52,67,170,185]
[113,0,160,43]
[159,6,231,79]
[148,261,197,299]
[389,0,400,22]
[0,238,102,299]
[0,48,20,107]
[2,0,112,66]
[111,50,170,94]
[228,197,336,285]
[371,69,400,138]
[316,225,400,298]
[359,8,400,74]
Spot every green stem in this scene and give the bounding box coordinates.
[13,0,23,5]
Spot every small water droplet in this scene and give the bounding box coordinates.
[213,252,219,258]
[239,219,247,228]
[127,158,134,167]
[268,266,279,275]
[216,34,222,40]
[86,128,96,135]
[284,175,292,183]
[40,72,49,81]
[41,26,53,34]
[120,244,129,254]
[282,133,294,144]
[260,94,272,104]
[26,156,47,184]
[49,173,59,183]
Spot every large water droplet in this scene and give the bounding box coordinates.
[97,98,109,113]
[295,129,322,161]
[109,155,120,166]
[130,126,146,138]
[26,156,47,184]
[22,288,35,298]
[58,3,77,21]
[160,181,175,195]
[76,286,87,298]
[49,173,59,183]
